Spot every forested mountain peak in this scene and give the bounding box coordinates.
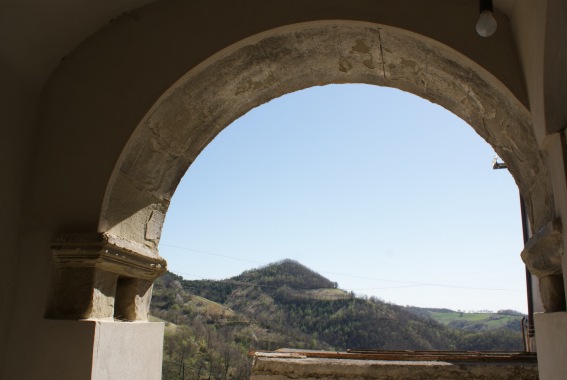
[232,259,337,290]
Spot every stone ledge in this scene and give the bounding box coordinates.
[252,355,539,380]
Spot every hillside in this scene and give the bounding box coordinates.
[151,260,526,379]
[407,307,524,332]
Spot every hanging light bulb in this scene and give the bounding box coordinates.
[476,0,497,37]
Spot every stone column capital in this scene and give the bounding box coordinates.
[49,232,167,320]
[52,232,166,281]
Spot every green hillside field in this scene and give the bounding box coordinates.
[406,307,524,332]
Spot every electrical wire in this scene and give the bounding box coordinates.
[161,243,523,292]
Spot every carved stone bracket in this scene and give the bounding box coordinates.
[521,218,566,312]
[49,233,167,320]
[52,232,166,280]
[521,218,563,278]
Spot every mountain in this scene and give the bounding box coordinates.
[151,260,526,379]
[214,261,458,350]
[233,259,337,289]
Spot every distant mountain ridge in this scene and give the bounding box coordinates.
[153,259,524,350]
[151,259,526,378]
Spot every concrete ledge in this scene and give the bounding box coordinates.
[92,321,164,380]
[534,312,567,380]
[251,356,539,380]
[12,320,164,380]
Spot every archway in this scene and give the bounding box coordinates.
[100,21,552,277]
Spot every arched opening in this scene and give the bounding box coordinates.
[92,21,554,372]
[99,21,552,266]
[46,18,554,369]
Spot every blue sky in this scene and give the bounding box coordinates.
[159,84,527,313]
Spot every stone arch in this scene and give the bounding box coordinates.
[99,21,552,288]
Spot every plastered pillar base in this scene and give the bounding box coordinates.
[32,320,164,380]
[534,312,567,380]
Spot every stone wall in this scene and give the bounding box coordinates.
[251,353,539,380]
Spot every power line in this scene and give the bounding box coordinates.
[169,269,521,293]
[349,284,522,292]
[161,243,523,292]
[161,244,265,265]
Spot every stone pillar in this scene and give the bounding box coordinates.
[528,132,567,379]
[46,233,167,379]
[28,320,165,380]
[534,312,567,380]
